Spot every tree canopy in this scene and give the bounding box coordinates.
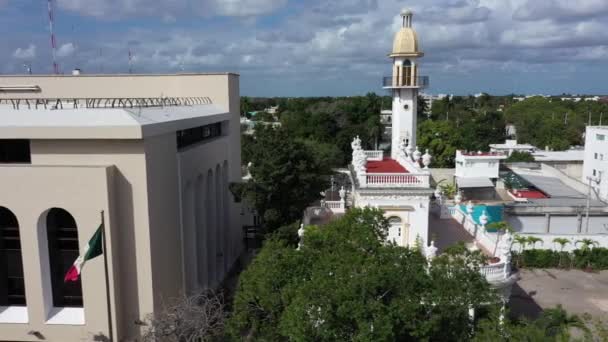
[228,208,499,341]
[239,125,331,232]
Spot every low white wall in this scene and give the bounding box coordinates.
[513,233,608,252]
[452,208,500,255]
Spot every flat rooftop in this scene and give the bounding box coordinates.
[0,100,228,139]
[532,150,584,162]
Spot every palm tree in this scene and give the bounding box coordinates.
[576,239,599,251]
[553,238,570,268]
[535,305,587,337]
[487,221,514,256]
[527,236,543,249]
[514,235,528,253]
[553,238,570,252]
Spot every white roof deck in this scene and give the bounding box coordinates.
[0,103,229,139]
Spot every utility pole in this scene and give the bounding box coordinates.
[585,174,601,233]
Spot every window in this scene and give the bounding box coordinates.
[47,209,82,307]
[0,140,31,163]
[595,153,599,160]
[0,207,26,306]
[593,169,597,176]
[177,122,222,150]
[597,134,606,141]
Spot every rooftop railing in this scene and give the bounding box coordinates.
[382,76,429,88]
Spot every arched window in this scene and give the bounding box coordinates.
[0,207,26,306]
[47,208,82,307]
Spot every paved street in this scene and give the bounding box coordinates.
[510,268,608,320]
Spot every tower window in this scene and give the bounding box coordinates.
[0,207,26,306]
[46,208,82,307]
[0,140,31,163]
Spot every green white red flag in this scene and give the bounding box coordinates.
[64,224,104,282]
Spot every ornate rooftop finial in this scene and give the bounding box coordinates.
[401,9,413,28]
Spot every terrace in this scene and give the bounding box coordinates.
[350,137,432,189]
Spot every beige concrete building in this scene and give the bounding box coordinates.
[0,73,242,341]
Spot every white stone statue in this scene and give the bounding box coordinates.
[339,186,346,201]
[297,224,305,250]
[405,142,413,157]
[499,230,514,262]
[454,191,462,204]
[434,187,443,205]
[413,146,421,162]
[397,139,407,159]
[479,209,489,228]
[426,241,438,260]
[422,149,432,169]
[466,201,474,216]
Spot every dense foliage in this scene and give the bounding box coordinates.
[239,125,331,232]
[505,151,535,163]
[228,208,499,341]
[241,95,608,168]
[504,97,607,150]
[474,305,589,341]
[513,247,608,270]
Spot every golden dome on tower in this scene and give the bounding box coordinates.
[389,9,424,58]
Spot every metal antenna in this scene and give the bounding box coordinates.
[47,0,59,74]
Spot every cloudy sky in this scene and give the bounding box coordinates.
[2,0,608,96]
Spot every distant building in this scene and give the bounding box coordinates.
[0,74,243,341]
[420,93,450,115]
[583,126,608,202]
[490,139,537,156]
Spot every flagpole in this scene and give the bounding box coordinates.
[101,210,114,341]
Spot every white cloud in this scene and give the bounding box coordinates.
[12,44,36,59]
[57,0,287,18]
[57,43,76,57]
[201,0,287,17]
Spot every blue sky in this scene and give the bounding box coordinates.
[2,0,608,96]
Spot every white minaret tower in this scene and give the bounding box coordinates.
[385,9,427,159]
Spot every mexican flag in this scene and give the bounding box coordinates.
[64,224,104,282]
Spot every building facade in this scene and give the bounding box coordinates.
[0,74,242,341]
[583,126,608,202]
[347,10,433,247]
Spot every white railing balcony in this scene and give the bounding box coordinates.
[364,150,384,161]
[323,200,345,213]
[479,261,511,283]
[361,172,430,188]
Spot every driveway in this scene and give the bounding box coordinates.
[509,268,608,320]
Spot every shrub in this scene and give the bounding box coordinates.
[513,247,608,270]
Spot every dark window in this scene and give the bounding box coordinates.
[47,208,82,307]
[0,207,26,306]
[0,140,31,163]
[177,122,222,150]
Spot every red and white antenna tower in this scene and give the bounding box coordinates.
[47,0,59,74]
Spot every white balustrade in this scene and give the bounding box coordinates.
[363,172,430,188]
[479,262,509,283]
[323,200,345,213]
[364,150,384,161]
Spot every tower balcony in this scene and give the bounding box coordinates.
[382,76,429,89]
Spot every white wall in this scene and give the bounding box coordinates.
[454,152,501,179]
[583,127,608,202]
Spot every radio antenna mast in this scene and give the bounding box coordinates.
[48,0,59,74]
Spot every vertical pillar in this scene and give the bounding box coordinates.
[545,213,551,233]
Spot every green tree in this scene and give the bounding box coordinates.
[240,125,330,232]
[486,221,514,256]
[228,208,499,341]
[576,238,599,251]
[506,151,535,163]
[527,236,543,249]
